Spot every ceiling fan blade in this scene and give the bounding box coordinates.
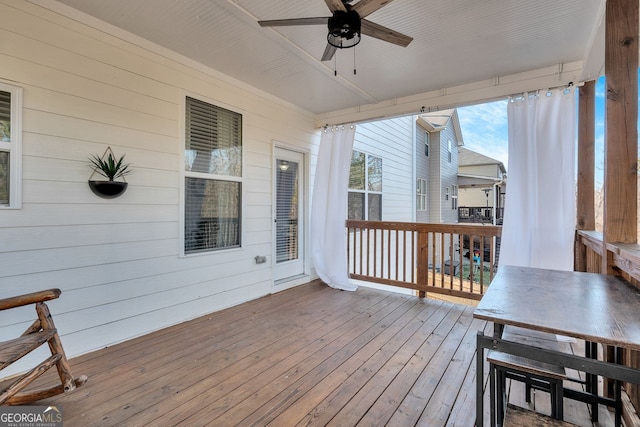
[352,0,395,18]
[361,19,413,47]
[258,17,329,27]
[321,43,338,61]
[324,0,347,12]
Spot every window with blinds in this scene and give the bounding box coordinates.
[0,83,20,209]
[348,150,382,220]
[184,96,242,253]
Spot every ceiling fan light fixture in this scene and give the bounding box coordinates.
[327,10,361,49]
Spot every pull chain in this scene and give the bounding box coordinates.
[353,48,357,75]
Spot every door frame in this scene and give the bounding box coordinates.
[271,142,311,291]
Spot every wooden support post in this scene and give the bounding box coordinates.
[602,0,639,270]
[576,80,596,272]
[577,80,596,232]
[602,0,639,404]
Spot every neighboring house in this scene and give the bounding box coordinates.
[348,116,416,223]
[457,147,507,224]
[415,109,464,224]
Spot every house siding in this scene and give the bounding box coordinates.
[459,164,502,178]
[440,125,460,224]
[426,126,460,224]
[428,131,441,222]
[0,0,319,375]
[459,187,496,207]
[353,116,414,222]
[415,125,430,223]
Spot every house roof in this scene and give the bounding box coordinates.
[416,109,464,146]
[48,0,606,125]
[458,147,507,174]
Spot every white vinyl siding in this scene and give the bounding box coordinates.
[440,129,460,223]
[0,1,319,377]
[415,125,431,223]
[352,116,414,222]
[0,82,22,209]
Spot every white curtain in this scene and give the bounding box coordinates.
[499,88,576,271]
[311,125,358,291]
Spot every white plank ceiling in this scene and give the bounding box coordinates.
[47,0,605,120]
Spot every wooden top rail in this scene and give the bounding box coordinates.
[0,289,61,311]
[576,230,640,283]
[346,220,502,237]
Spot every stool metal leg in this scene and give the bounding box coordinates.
[490,362,496,427]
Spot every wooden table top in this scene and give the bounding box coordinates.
[473,266,640,351]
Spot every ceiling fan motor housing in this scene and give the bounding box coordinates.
[327,10,361,48]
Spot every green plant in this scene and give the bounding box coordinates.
[89,152,131,181]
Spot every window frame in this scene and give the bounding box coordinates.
[0,81,22,210]
[180,92,244,256]
[348,150,382,221]
[452,184,458,210]
[447,139,452,163]
[417,178,427,211]
[424,131,430,157]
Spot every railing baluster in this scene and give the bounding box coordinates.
[431,232,436,287]
[359,227,363,276]
[373,227,378,278]
[402,230,407,282]
[449,232,454,290]
[389,229,392,280]
[479,236,485,292]
[440,232,445,289]
[411,230,416,284]
[395,229,399,281]
[366,228,371,277]
[459,233,464,292]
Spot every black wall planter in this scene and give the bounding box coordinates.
[88,180,128,199]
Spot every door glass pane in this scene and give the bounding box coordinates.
[276,160,299,263]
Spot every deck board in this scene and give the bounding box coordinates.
[26,280,612,426]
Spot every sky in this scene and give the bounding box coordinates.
[457,100,510,169]
[456,75,610,187]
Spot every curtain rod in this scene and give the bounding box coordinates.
[320,81,583,128]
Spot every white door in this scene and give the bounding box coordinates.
[274,148,305,282]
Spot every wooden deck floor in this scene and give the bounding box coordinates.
[32,280,614,426]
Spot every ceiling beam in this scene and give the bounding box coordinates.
[315,61,585,127]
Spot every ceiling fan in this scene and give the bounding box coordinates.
[258,0,413,61]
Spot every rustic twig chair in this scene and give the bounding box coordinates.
[0,289,87,405]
